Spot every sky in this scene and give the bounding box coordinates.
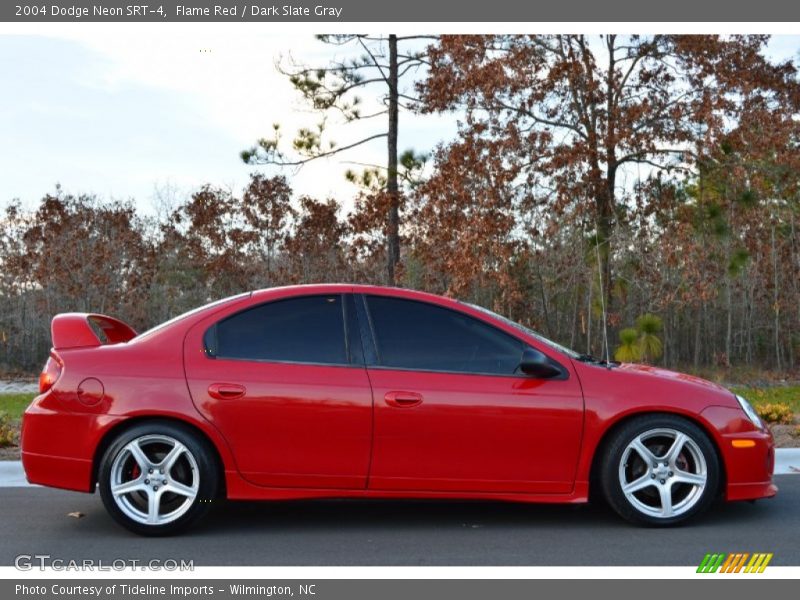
[1,32,798,216]
[0,30,451,215]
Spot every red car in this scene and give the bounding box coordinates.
[22,285,775,535]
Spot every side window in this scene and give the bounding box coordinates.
[206,295,348,365]
[365,296,525,375]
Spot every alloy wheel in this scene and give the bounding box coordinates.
[617,427,708,519]
[109,434,200,526]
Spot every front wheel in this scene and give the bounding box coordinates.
[600,415,720,526]
[98,421,219,536]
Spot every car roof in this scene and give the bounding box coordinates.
[249,283,457,305]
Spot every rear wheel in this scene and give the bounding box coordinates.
[98,421,219,536]
[600,414,720,526]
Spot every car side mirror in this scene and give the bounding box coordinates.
[519,348,562,378]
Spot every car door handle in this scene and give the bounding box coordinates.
[384,391,423,408]
[208,383,246,400]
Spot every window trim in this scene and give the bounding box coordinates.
[343,294,366,366]
[354,294,380,366]
[203,293,356,367]
[359,294,568,379]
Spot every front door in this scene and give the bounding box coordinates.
[360,294,584,494]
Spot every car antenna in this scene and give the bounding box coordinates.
[594,223,612,369]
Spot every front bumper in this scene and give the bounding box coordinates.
[721,433,777,501]
[701,406,777,502]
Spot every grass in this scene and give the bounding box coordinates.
[684,365,800,386]
[731,385,800,414]
[0,384,797,422]
[0,393,36,420]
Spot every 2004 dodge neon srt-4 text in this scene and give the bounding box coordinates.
[21,285,776,535]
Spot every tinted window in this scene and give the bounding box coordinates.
[207,295,348,364]
[366,296,525,375]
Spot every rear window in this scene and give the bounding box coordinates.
[136,292,251,342]
[205,295,348,365]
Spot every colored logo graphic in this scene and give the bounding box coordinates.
[697,553,773,573]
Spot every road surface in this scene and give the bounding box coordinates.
[0,476,797,566]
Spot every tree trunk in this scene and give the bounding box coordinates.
[386,34,400,286]
[725,199,733,365]
[693,304,703,369]
[597,187,614,313]
[586,273,593,355]
[602,41,617,318]
[771,222,782,370]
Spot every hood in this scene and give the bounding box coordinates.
[614,362,732,395]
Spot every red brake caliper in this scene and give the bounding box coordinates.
[677,454,688,471]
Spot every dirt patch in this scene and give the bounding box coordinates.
[769,423,800,448]
[0,445,20,461]
[0,417,20,460]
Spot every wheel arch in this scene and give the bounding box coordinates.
[587,409,727,500]
[91,415,227,497]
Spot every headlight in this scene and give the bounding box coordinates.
[735,394,764,430]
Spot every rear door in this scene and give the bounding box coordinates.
[359,294,584,494]
[184,293,373,489]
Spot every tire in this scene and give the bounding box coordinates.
[600,414,720,526]
[98,421,219,536]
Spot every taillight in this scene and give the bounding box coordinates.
[39,355,63,394]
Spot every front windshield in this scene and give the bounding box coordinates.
[466,302,580,359]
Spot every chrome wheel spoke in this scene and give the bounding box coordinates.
[664,432,688,465]
[167,480,198,499]
[631,437,657,465]
[158,442,186,473]
[146,490,160,524]
[673,469,706,487]
[658,484,674,518]
[126,440,151,470]
[622,473,655,494]
[111,478,146,497]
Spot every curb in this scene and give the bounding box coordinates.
[0,383,38,395]
[775,448,800,475]
[0,461,33,487]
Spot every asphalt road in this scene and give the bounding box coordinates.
[1,476,798,566]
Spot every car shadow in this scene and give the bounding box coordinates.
[195,494,774,535]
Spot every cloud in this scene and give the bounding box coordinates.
[1,31,441,213]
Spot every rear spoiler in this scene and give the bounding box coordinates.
[51,313,138,350]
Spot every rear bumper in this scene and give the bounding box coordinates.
[20,395,117,493]
[21,451,93,492]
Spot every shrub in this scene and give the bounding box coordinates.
[614,314,664,363]
[614,328,641,362]
[0,412,16,448]
[635,314,663,361]
[755,402,794,425]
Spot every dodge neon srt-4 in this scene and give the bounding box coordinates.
[22,285,775,535]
